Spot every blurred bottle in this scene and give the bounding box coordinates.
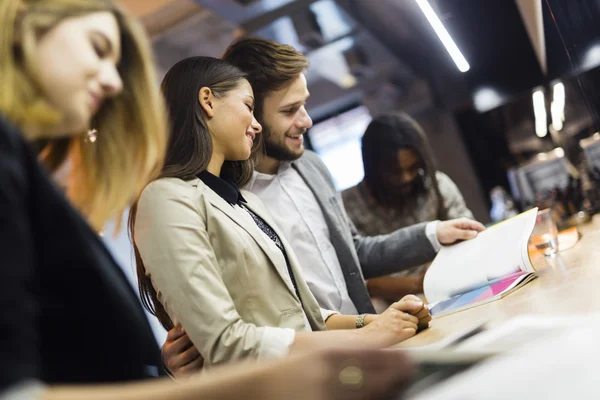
[490,186,519,223]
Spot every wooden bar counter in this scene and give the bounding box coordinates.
[394,214,600,348]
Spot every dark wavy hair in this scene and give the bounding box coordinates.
[361,112,447,220]
[129,56,259,329]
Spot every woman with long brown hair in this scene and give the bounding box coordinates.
[0,1,414,399]
[131,56,432,369]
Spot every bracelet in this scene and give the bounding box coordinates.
[355,314,367,329]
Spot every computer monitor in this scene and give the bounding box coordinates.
[511,148,575,205]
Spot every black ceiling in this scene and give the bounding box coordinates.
[345,0,600,112]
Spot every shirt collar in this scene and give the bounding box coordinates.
[246,161,294,190]
[198,170,246,206]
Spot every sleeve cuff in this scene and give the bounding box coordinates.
[426,221,442,252]
[0,380,46,400]
[257,327,296,360]
[320,308,340,323]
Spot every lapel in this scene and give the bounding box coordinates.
[242,194,312,300]
[197,179,299,299]
[292,157,375,315]
[244,189,326,330]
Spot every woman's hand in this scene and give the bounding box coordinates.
[359,295,427,346]
[400,294,432,330]
[365,295,432,333]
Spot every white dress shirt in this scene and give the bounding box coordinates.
[246,162,360,314]
[246,162,442,316]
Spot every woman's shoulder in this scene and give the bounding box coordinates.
[434,171,461,194]
[141,176,207,197]
[0,115,27,163]
[0,115,44,196]
[138,176,211,210]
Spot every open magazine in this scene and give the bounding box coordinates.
[424,208,539,317]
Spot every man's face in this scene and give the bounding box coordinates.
[260,74,313,161]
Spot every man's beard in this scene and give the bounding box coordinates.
[262,124,304,161]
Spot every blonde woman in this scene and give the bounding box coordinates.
[0,1,414,399]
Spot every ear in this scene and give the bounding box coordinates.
[198,87,215,118]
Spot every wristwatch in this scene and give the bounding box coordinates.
[355,314,367,329]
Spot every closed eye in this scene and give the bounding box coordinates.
[89,31,117,63]
[92,40,108,58]
[282,107,299,115]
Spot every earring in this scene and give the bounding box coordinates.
[86,129,98,143]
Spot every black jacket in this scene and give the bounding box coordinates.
[0,115,161,390]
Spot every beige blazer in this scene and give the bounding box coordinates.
[134,177,326,366]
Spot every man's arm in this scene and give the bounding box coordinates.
[351,220,437,279]
[301,151,484,280]
[366,274,426,301]
[300,151,437,278]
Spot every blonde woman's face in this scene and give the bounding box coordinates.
[35,11,123,137]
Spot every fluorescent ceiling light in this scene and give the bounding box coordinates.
[551,82,565,131]
[415,0,470,72]
[532,89,547,137]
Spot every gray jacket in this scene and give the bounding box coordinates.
[292,151,437,314]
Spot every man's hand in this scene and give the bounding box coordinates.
[436,218,485,245]
[162,326,204,377]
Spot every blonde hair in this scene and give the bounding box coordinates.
[0,0,167,231]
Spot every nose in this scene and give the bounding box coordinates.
[98,63,123,98]
[295,106,313,129]
[250,116,262,134]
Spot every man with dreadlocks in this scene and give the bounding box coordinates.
[342,112,473,309]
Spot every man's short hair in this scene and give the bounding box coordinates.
[222,37,309,119]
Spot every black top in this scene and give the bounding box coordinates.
[198,170,246,205]
[198,171,303,302]
[0,115,162,390]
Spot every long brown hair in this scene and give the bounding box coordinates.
[361,112,448,220]
[0,0,167,231]
[130,56,258,329]
[222,37,309,120]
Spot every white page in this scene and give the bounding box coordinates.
[408,319,600,400]
[424,209,538,304]
[456,314,600,352]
